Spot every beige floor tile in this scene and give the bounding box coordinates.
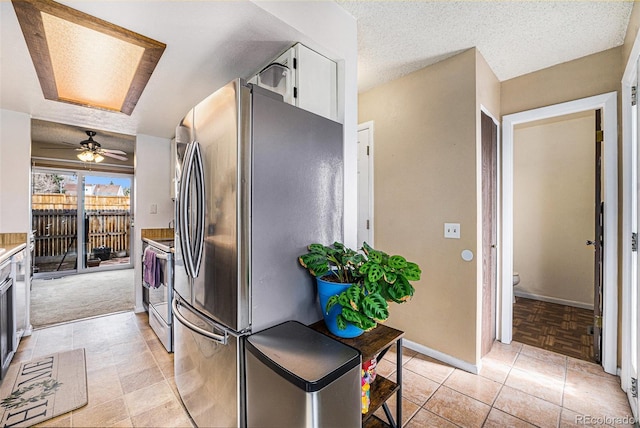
[404,354,455,384]
[87,366,124,406]
[146,338,173,363]
[563,369,633,421]
[383,345,418,366]
[375,358,397,378]
[72,397,130,427]
[110,338,149,360]
[424,386,491,428]
[109,417,133,427]
[114,350,158,377]
[513,352,566,380]
[520,344,568,367]
[130,398,194,428]
[157,357,175,379]
[405,408,458,428]
[566,356,613,378]
[493,385,561,428]
[372,393,421,427]
[399,367,440,405]
[119,365,165,394]
[505,366,564,405]
[483,408,536,428]
[123,380,176,417]
[483,342,520,366]
[478,357,512,384]
[85,349,116,373]
[559,408,611,428]
[444,369,502,405]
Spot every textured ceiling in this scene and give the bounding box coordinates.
[338,0,634,93]
[0,0,635,149]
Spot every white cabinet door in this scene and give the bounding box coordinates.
[295,44,337,121]
[254,43,338,121]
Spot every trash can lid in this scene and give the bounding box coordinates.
[246,321,361,393]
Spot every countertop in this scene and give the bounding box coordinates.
[0,242,27,264]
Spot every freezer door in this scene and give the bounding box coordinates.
[172,297,244,427]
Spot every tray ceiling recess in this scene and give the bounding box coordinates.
[11,0,166,115]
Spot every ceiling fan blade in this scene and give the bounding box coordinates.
[100,152,128,161]
[100,148,127,155]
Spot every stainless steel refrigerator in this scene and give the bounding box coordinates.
[172,79,343,428]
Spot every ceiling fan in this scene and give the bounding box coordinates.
[75,131,128,163]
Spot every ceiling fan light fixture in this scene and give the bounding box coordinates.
[77,150,104,163]
[77,151,95,162]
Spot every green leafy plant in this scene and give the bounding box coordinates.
[299,242,422,331]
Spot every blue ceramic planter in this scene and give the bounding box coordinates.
[316,276,364,338]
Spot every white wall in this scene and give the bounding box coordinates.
[0,109,31,233]
[132,133,173,312]
[513,111,595,308]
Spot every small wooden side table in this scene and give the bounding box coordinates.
[310,321,405,428]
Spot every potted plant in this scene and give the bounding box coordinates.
[299,242,422,338]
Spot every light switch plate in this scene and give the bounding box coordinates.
[444,223,460,239]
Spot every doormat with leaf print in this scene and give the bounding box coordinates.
[0,349,87,427]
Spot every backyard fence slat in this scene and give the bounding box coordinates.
[32,194,131,262]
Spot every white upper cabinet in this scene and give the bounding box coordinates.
[251,43,338,122]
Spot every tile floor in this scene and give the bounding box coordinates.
[8,311,634,428]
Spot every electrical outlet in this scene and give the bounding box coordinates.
[444,223,460,239]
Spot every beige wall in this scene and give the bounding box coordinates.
[501,47,622,116]
[359,48,496,365]
[513,111,595,307]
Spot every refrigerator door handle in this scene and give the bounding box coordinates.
[172,298,228,345]
[179,141,197,278]
[191,141,205,277]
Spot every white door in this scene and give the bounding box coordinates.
[357,123,374,248]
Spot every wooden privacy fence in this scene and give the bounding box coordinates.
[32,194,131,261]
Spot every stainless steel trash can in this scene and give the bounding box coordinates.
[245,320,361,428]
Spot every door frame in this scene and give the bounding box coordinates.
[621,27,640,411]
[357,121,375,247]
[500,92,618,375]
[31,167,135,278]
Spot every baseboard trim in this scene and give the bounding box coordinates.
[403,339,479,375]
[134,305,146,313]
[514,290,594,310]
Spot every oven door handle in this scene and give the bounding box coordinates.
[172,298,227,345]
[147,249,171,261]
[0,278,12,294]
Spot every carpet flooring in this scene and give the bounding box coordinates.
[512,297,595,362]
[30,269,135,328]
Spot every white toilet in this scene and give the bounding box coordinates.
[513,272,520,286]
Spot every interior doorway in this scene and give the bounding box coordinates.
[357,121,374,248]
[500,92,618,375]
[30,167,135,327]
[510,110,598,362]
